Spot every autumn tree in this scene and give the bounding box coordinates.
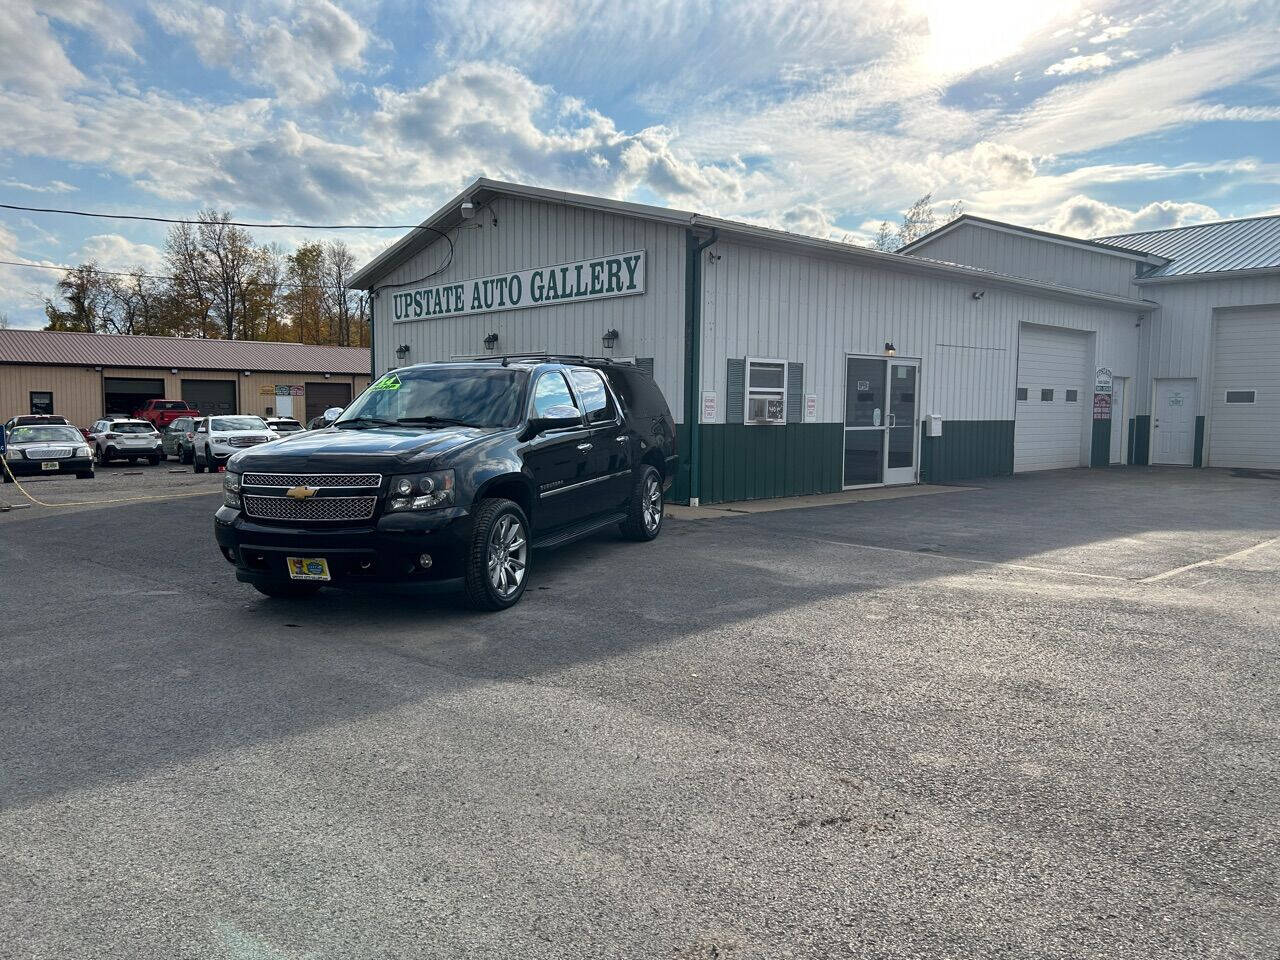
[44,264,115,332]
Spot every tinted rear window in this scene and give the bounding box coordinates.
[112,422,156,434]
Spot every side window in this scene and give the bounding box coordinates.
[195,419,207,433]
[569,369,617,425]
[532,373,580,418]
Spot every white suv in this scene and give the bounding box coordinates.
[192,415,275,473]
[89,418,164,466]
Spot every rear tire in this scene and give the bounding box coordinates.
[148,455,161,466]
[253,582,323,599]
[193,450,205,473]
[463,498,531,612]
[76,471,94,480]
[619,465,664,541]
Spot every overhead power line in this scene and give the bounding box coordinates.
[0,201,437,232]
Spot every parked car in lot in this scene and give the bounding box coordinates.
[89,418,164,465]
[161,416,198,463]
[134,399,201,430]
[2,423,94,481]
[214,357,678,610]
[305,411,341,430]
[264,417,304,436]
[192,415,275,473]
[4,414,74,430]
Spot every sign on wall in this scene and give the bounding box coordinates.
[1095,366,1113,394]
[804,395,817,422]
[1093,394,1112,420]
[390,251,646,323]
[701,391,718,423]
[259,384,304,397]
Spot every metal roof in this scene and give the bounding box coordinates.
[0,329,370,374]
[351,178,1154,312]
[899,214,1164,261]
[1097,215,1280,279]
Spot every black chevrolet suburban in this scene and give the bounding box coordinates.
[213,357,678,610]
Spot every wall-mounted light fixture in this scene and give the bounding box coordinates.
[323,372,332,379]
[242,371,251,377]
[483,333,499,351]
[460,200,475,219]
[601,328,619,350]
[94,365,102,372]
[972,290,985,300]
[884,341,896,357]
[394,344,411,362]
[170,368,179,374]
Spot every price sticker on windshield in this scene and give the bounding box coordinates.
[371,373,402,391]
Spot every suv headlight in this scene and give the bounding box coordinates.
[387,470,455,512]
[223,471,242,508]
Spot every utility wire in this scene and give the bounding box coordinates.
[0,201,439,232]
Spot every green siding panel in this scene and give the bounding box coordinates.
[1132,416,1151,465]
[919,420,1014,483]
[1091,417,1112,467]
[697,423,842,504]
[1193,416,1205,468]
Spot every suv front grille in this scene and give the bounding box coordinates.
[242,495,378,522]
[243,473,381,488]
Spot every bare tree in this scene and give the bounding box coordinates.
[872,221,895,252]
[44,264,115,332]
[322,240,362,346]
[0,311,11,329]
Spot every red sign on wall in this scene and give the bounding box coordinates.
[1093,393,1112,420]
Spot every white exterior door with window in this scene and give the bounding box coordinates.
[1152,378,1197,465]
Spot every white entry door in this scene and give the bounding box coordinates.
[1152,378,1196,464]
[1109,377,1128,464]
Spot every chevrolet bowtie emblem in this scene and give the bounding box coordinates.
[286,486,319,500]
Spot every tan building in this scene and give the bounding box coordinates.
[0,329,370,427]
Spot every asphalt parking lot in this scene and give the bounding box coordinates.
[1,467,1277,959]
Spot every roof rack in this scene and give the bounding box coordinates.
[443,353,637,367]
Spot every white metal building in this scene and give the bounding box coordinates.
[903,214,1280,472]
[350,180,1272,504]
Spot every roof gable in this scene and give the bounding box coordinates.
[1097,215,1280,279]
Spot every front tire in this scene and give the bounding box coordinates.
[464,498,530,611]
[76,471,94,480]
[193,449,205,473]
[253,582,323,599]
[619,465,664,541]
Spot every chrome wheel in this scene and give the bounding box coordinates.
[487,513,528,599]
[642,475,663,532]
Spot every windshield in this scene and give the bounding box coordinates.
[337,368,528,428]
[211,416,267,431]
[111,422,156,434]
[9,426,83,444]
[153,401,188,410]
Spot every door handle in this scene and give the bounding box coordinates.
[615,435,628,443]
[577,442,593,451]
[888,413,896,428]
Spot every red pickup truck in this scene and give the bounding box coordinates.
[133,399,201,429]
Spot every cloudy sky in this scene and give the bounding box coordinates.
[1,0,1277,327]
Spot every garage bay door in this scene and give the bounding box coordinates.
[182,379,237,416]
[103,377,164,417]
[1014,325,1090,472]
[305,381,352,424]
[1210,310,1280,468]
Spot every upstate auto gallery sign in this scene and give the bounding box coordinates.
[390,250,645,323]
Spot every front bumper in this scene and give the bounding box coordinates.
[214,505,473,587]
[5,456,93,476]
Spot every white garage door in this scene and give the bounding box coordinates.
[1015,325,1090,472]
[1210,310,1280,468]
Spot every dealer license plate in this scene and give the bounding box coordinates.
[41,461,59,471]
[287,557,331,581]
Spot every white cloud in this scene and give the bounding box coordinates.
[1044,52,1114,76]
[1007,32,1280,155]
[0,178,76,193]
[73,234,166,272]
[0,2,84,96]
[1043,194,1220,237]
[152,0,369,102]
[1090,24,1132,43]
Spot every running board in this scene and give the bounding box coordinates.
[533,512,626,550]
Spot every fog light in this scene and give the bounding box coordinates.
[418,553,432,569]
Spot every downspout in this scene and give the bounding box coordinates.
[682,226,718,505]
[367,290,377,379]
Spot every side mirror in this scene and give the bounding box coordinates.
[528,403,581,434]
[323,407,344,422]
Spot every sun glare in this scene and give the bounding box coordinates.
[912,0,1082,78]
